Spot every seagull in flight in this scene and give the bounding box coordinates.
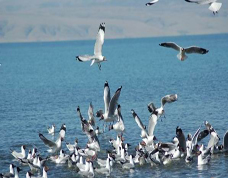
[76,23,107,70]
[148,94,178,118]
[145,0,159,6]
[96,81,122,123]
[185,0,222,15]
[159,42,209,61]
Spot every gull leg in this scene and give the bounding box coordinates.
[103,123,106,132]
[98,63,101,70]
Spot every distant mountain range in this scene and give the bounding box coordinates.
[0,0,227,43]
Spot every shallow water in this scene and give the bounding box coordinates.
[0,34,228,177]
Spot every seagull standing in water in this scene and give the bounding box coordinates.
[148,94,178,118]
[76,23,107,70]
[159,42,209,61]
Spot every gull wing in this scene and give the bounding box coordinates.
[161,94,178,107]
[104,81,111,114]
[108,86,122,116]
[39,133,56,148]
[88,102,95,126]
[192,126,201,146]
[207,134,219,148]
[159,42,181,51]
[77,106,91,132]
[204,121,216,132]
[147,102,156,113]
[159,142,177,152]
[197,129,209,142]
[145,0,159,6]
[176,127,186,151]
[117,104,124,122]
[76,55,94,62]
[148,114,158,136]
[94,23,105,56]
[185,0,216,5]
[131,110,147,134]
[185,46,209,54]
[223,131,228,151]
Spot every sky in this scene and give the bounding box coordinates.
[0,0,227,43]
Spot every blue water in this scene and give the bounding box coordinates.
[0,34,228,177]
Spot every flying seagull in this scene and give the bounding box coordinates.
[148,94,178,118]
[159,42,209,61]
[145,0,159,6]
[96,81,122,123]
[185,0,222,15]
[76,23,107,70]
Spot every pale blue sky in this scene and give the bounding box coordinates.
[0,0,227,42]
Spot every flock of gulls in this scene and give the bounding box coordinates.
[1,81,228,178]
[0,1,226,178]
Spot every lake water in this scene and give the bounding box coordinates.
[0,34,228,177]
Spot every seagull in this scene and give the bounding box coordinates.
[14,167,22,178]
[77,106,100,145]
[47,124,55,135]
[213,130,228,153]
[25,166,49,178]
[204,121,220,153]
[66,138,78,152]
[148,112,159,137]
[145,0,159,6]
[77,158,90,172]
[95,158,111,175]
[176,126,186,152]
[109,105,125,132]
[131,109,157,146]
[197,144,211,165]
[121,155,135,169]
[95,126,103,136]
[11,145,26,159]
[0,164,15,178]
[59,124,66,140]
[159,42,209,61]
[96,81,122,123]
[97,154,115,167]
[148,94,178,118]
[185,0,222,15]
[49,150,69,164]
[185,126,201,162]
[39,133,63,154]
[76,23,107,70]
[79,161,94,177]
[18,149,33,165]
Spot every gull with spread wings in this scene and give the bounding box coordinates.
[159,42,209,61]
[148,94,178,118]
[76,23,107,70]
